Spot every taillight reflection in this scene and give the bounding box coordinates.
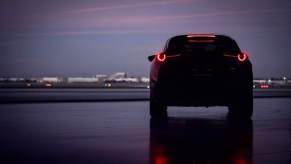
[157,53,166,62]
[154,156,168,164]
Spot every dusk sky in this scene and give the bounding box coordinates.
[1,0,291,77]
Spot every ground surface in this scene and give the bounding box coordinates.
[0,98,290,164]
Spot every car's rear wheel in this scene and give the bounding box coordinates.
[150,100,167,119]
[228,89,253,118]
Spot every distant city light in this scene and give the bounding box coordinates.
[0,73,290,89]
[45,83,52,87]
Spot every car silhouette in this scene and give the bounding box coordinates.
[148,33,253,118]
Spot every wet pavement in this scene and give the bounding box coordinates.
[1,88,291,103]
[0,98,290,164]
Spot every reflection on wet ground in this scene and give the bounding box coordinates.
[150,118,253,164]
[0,98,290,164]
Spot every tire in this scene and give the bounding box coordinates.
[228,89,253,118]
[150,100,167,119]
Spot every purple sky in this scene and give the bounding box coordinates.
[1,0,291,77]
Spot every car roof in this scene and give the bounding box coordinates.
[164,33,241,52]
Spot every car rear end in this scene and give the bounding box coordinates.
[150,34,252,107]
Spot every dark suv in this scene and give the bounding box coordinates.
[148,34,253,118]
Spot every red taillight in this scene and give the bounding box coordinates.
[156,53,166,62]
[237,52,248,62]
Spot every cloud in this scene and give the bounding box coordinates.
[9,7,291,37]
[67,7,291,28]
[11,29,171,37]
[68,0,191,13]
[68,7,291,29]
[118,8,291,24]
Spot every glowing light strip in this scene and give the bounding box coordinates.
[187,33,216,38]
[223,54,236,58]
[167,54,181,58]
[188,40,215,43]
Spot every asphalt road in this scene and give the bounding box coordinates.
[0,98,291,164]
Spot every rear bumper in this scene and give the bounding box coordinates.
[150,77,251,107]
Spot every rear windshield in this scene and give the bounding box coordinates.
[164,36,240,55]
